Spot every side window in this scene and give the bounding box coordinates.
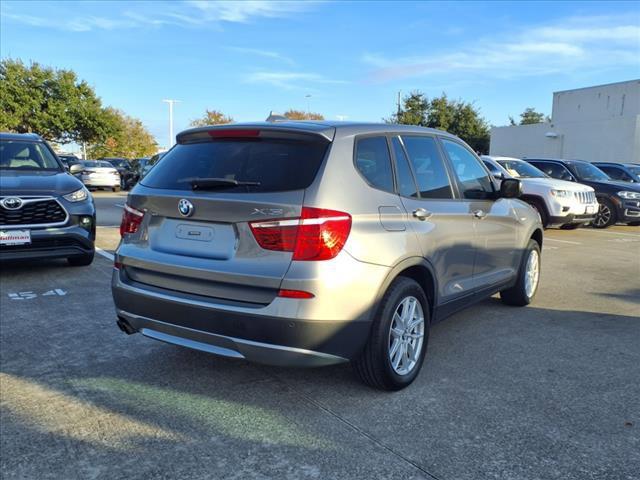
[600,166,625,181]
[391,137,418,198]
[401,136,453,199]
[354,136,394,192]
[533,162,573,181]
[441,139,493,199]
[483,160,502,176]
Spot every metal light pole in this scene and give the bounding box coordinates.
[305,94,312,115]
[162,99,181,148]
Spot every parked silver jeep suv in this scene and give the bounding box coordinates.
[112,122,543,390]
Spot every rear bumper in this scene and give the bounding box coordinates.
[82,177,119,188]
[111,270,371,366]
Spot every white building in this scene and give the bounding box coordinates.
[490,80,640,164]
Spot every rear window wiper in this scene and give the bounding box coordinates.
[190,177,261,190]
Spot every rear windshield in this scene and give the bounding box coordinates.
[83,161,114,168]
[141,138,329,192]
[0,140,61,170]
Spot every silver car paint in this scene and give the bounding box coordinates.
[112,122,542,365]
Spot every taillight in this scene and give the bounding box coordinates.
[278,289,314,299]
[119,204,144,237]
[249,207,351,261]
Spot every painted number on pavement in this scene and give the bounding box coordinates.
[8,289,67,300]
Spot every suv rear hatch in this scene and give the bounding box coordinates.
[117,126,334,306]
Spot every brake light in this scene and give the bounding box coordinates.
[249,207,351,261]
[278,289,314,299]
[119,204,144,237]
[208,129,260,138]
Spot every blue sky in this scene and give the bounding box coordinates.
[2,0,639,149]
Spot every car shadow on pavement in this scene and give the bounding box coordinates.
[595,288,640,305]
[2,295,639,480]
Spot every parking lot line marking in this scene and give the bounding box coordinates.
[545,238,582,245]
[581,230,640,238]
[95,247,114,261]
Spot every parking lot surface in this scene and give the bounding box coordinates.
[1,198,639,479]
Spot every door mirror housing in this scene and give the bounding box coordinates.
[69,164,83,174]
[499,178,522,198]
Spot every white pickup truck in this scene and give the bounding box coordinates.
[482,156,598,229]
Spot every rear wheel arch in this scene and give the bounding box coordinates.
[376,258,437,321]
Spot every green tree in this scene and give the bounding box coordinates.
[284,109,324,120]
[509,107,549,125]
[88,108,157,159]
[0,59,111,145]
[389,91,490,153]
[189,109,234,127]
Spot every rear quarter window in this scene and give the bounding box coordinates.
[141,138,329,192]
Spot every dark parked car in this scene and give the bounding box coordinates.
[57,154,81,169]
[525,158,640,228]
[624,163,640,178]
[593,162,640,184]
[0,132,96,265]
[139,152,166,178]
[102,157,136,190]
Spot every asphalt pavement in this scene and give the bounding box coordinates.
[1,200,639,479]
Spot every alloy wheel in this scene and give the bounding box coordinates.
[524,249,540,298]
[388,296,425,376]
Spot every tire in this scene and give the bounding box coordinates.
[592,197,616,229]
[500,239,541,306]
[560,223,581,230]
[526,198,549,228]
[628,221,640,227]
[67,250,95,267]
[354,277,429,391]
[112,186,120,193]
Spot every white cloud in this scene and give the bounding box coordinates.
[244,71,347,90]
[0,0,319,32]
[363,14,640,82]
[227,47,295,65]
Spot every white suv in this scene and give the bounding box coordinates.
[482,156,598,229]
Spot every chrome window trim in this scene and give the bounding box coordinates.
[0,196,70,229]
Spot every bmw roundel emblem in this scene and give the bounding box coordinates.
[1,197,23,210]
[178,198,194,217]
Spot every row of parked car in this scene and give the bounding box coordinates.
[57,153,165,192]
[481,156,640,229]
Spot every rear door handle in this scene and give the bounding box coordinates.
[473,209,487,219]
[412,208,432,221]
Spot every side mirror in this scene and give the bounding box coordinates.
[493,173,505,180]
[500,178,522,198]
[69,164,83,174]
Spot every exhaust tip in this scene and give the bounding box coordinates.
[116,316,136,335]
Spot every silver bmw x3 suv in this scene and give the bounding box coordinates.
[112,122,543,390]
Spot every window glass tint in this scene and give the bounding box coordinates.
[598,166,628,181]
[482,160,502,176]
[355,136,394,192]
[392,137,418,198]
[570,162,610,181]
[141,138,329,192]
[401,136,453,199]
[531,162,574,181]
[0,141,60,170]
[441,139,492,199]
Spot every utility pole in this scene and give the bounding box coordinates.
[305,94,312,116]
[397,91,402,119]
[162,99,181,148]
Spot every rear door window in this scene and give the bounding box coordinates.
[530,161,574,181]
[391,137,419,198]
[354,136,394,192]
[141,137,329,192]
[401,136,453,199]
